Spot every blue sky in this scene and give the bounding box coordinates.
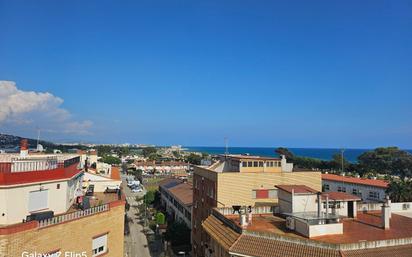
[0,0,411,148]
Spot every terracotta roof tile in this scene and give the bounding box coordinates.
[229,234,341,257]
[276,184,319,194]
[202,215,241,251]
[322,174,389,188]
[343,244,412,257]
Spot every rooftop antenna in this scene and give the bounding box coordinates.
[36,128,41,147]
[224,137,229,157]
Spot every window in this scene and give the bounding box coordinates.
[253,161,258,167]
[337,186,346,193]
[268,189,278,199]
[369,191,380,199]
[259,161,263,167]
[248,161,253,167]
[56,184,60,189]
[92,233,108,256]
[242,161,247,167]
[28,190,49,212]
[324,184,330,191]
[255,189,268,199]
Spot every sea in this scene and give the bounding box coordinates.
[184,146,412,163]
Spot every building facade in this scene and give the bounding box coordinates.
[159,179,193,228]
[192,154,321,257]
[322,173,389,203]
[0,141,125,257]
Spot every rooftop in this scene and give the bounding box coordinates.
[276,184,319,194]
[321,192,361,201]
[322,173,389,188]
[0,153,79,163]
[225,211,412,244]
[222,154,281,161]
[167,182,193,206]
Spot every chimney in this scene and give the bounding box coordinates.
[239,208,248,228]
[382,195,391,230]
[20,139,29,157]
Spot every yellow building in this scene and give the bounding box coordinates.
[192,154,321,257]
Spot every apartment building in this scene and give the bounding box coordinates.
[134,160,189,176]
[192,154,321,257]
[322,173,389,203]
[202,184,412,257]
[0,140,125,257]
[159,178,193,228]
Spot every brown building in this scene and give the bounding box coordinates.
[192,154,321,257]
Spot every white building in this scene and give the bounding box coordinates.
[322,173,389,203]
[0,153,83,225]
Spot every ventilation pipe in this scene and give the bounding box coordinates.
[382,195,391,230]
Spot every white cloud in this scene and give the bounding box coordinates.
[0,81,93,136]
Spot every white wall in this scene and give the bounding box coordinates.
[0,175,83,225]
[294,218,343,238]
[322,180,386,203]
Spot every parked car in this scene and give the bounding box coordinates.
[104,185,120,193]
[132,188,143,193]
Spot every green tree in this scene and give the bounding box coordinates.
[165,221,191,248]
[358,147,412,178]
[100,155,121,165]
[156,212,166,225]
[386,179,412,202]
[142,147,157,158]
[330,153,350,172]
[96,145,112,157]
[186,153,202,165]
[144,190,156,205]
[275,147,295,160]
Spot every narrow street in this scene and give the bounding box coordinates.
[122,174,152,257]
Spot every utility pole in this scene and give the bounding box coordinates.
[224,137,229,157]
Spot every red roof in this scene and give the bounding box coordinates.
[110,166,121,180]
[275,185,319,194]
[322,174,389,188]
[321,192,361,201]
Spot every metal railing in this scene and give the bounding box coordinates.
[39,204,109,228]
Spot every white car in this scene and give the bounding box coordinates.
[132,188,143,193]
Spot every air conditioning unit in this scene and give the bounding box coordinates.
[403,203,410,210]
[286,217,295,230]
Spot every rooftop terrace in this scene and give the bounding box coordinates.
[225,211,412,244]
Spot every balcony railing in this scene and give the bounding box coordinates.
[38,204,109,228]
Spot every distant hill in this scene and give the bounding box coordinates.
[0,133,56,149]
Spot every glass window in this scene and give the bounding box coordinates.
[248,161,253,167]
[242,161,247,167]
[259,161,263,167]
[92,234,108,257]
[268,189,278,199]
[253,161,258,167]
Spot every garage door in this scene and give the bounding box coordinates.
[28,190,48,212]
